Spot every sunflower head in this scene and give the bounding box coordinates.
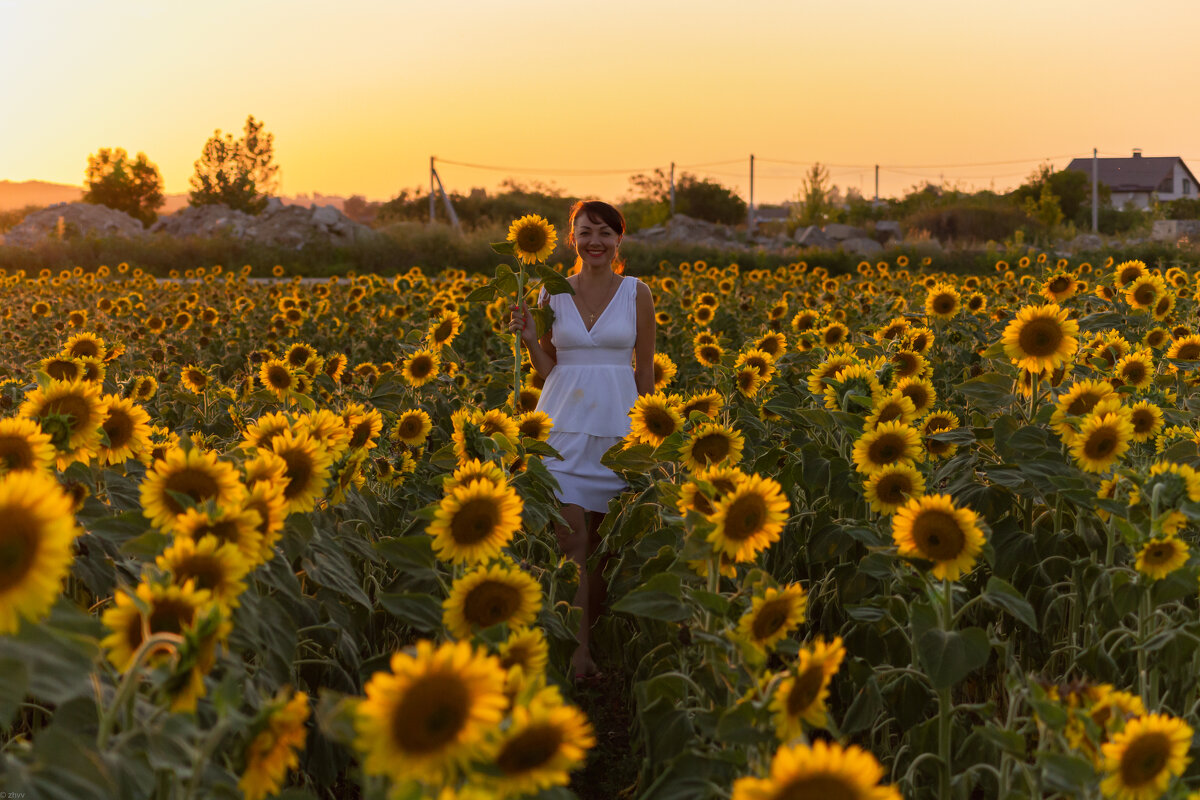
[507,214,559,265]
[891,493,985,581]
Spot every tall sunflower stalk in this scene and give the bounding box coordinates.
[469,214,573,411]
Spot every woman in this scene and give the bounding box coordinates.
[510,200,656,677]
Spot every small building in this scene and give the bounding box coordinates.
[1066,150,1199,210]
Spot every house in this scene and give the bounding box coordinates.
[1066,150,1199,210]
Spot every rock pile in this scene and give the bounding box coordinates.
[2,202,147,246]
[627,213,909,256]
[629,214,743,250]
[1,199,380,249]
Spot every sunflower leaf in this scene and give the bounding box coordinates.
[465,284,497,303]
[983,577,1039,631]
[534,263,574,295]
[916,626,990,689]
[490,240,515,256]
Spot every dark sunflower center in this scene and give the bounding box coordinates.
[399,417,423,438]
[163,468,221,514]
[278,448,316,500]
[463,581,522,629]
[774,775,858,800]
[700,346,721,362]
[1132,410,1156,434]
[266,366,292,389]
[868,433,906,465]
[0,436,35,471]
[1068,394,1102,415]
[517,226,548,254]
[1133,285,1156,305]
[393,674,469,754]
[1119,732,1170,787]
[44,393,94,429]
[1145,544,1174,566]
[691,433,731,465]
[643,409,678,438]
[46,360,80,381]
[1017,318,1064,357]
[0,508,39,592]
[409,357,433,380]
[1049,277,1071,292]
[519,420,545,439]
[933,294,955,313]
[1083,427,1118,459]
[1123,363,1146,383]
[901,387,929,411]
[497,723,564,775]
[877,474,912,504]
[750,597,790,641]
[912,510,966,561]
[1175,343,1200,360]
[103,410,134,449]
[148,597,197,637]
[350,421,373,449]
[1119,268,1143,285]
[723,494,767,542]
[450,498,500,545]
[174,554,225,593]
[434,320,454,341]
[786,664,826,716]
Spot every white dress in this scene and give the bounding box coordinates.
[535,275,639,513]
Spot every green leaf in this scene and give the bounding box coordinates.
[983,576,1039,631]
[916,626,990,689]
[1037,752,1097,793]
[491,240,516,256]
[465,283,498,303]
[494,263,519,296]
[379,592,444,632]
[955,374,1015,411]
[0,656,28,729]
[535,263,575,295]
[715,700,773,745]
[612,572,691,623]
[841,677,884,735]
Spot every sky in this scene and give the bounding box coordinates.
[2,0,1199,205]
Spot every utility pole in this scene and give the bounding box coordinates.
[431,166,460,231]
[429,156,436,224]
[669,162,676,216]
[874,164,879,203]
[748,154,755,232]
[1092,148,1099,233]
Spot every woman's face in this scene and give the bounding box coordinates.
[573,214,621,269]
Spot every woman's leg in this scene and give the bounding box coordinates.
[586,511,611,627]
[555,503,598,676]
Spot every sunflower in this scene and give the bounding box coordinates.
[239,690,310,800]
[731,739,901,800]
[180,364,211,395]
[1113,260,1150,289]
[1071,411,1134,473]
[678,465,747,517]
[428,478,524,565]
[923,410,961,460]
[497,627,550,677]
[754,331,788,358]
[736,349,776,381]
[1129,401,1165,443]
[402,348,441,388]
[394,408,433,446]
[1100,713,1192,800]
[681,423,745,471]
[487,685,595,798]
[354,640,508,784]
[818,322,849,347]
[478,409,520,446]
[344,405,384,452]
[823,364,883,413]
[806,354,857,396]
[284,342,319,370]
[770,637,846,739]
[516,385,541,412]
[1041,271,1077,303]
[1001,304,1080,373]
[864,391,918,430]
[243,479,288,563]
[156,534,250,609]
[297,409,352,458]
[141,446,245,534]
[1166,335,1200,361]
[516,410,553,442]
[258,358,297,400]
[735,582,807,650]
[628,394,683,447]
[1136,537,1189,581]
[892,494,984,581]
[852,421,924,475]
[648,352,678,391]
[1125,274,1165,311]
[96,395,152,466]
[0,417,56,476]
[864,463,926,514]
[175,505,265,565]
[680,390,724,420]
[889,349,928,380]
[735,367,765,399]
[323,353,348,383]
[708,473,789,562]
[62,331,107,361]
[1113,351,1155,390]
[428,310,463,349]
[1050,379,1116,440]
[444,459,508,492]
[39,355,84,382]
[270,429,336,514]
[19,377,106,468]
[924,283,960,319]
[0,471,80,634]
[694,342,724,367]
[443,561,543,640]
[507,214,558,265]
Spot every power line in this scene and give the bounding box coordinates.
[435,158,659,176]
[759,153,1083,169]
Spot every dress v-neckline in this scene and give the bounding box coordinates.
[570,275,625,334]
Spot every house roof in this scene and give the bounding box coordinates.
[1066,156,1197,193]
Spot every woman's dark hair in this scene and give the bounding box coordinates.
[567,200,626,275]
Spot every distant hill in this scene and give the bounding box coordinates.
[0,180,365,215]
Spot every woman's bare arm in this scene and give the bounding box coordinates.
[633,280,656,395]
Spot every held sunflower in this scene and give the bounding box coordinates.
[507,214,558,265]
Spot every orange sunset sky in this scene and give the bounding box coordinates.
[2,0,1199,206]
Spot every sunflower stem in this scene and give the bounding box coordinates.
[96,631,183,750]
[183,716,232,800]
[513,264,526,412]
[938,577,954,798]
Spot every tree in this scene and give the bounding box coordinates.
[188,115,279,214]
[796,163,836,225]
[82,148,164,226]
[625,168,671,204]
[675,173,746,225]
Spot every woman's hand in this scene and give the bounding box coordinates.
[508,302,538,346]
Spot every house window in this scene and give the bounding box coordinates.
[1185,178,1192,196]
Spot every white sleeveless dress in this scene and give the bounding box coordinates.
[536,275,639,512]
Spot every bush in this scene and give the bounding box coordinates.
[902,200,1039,243]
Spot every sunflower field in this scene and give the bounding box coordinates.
[4,243,1200,800]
